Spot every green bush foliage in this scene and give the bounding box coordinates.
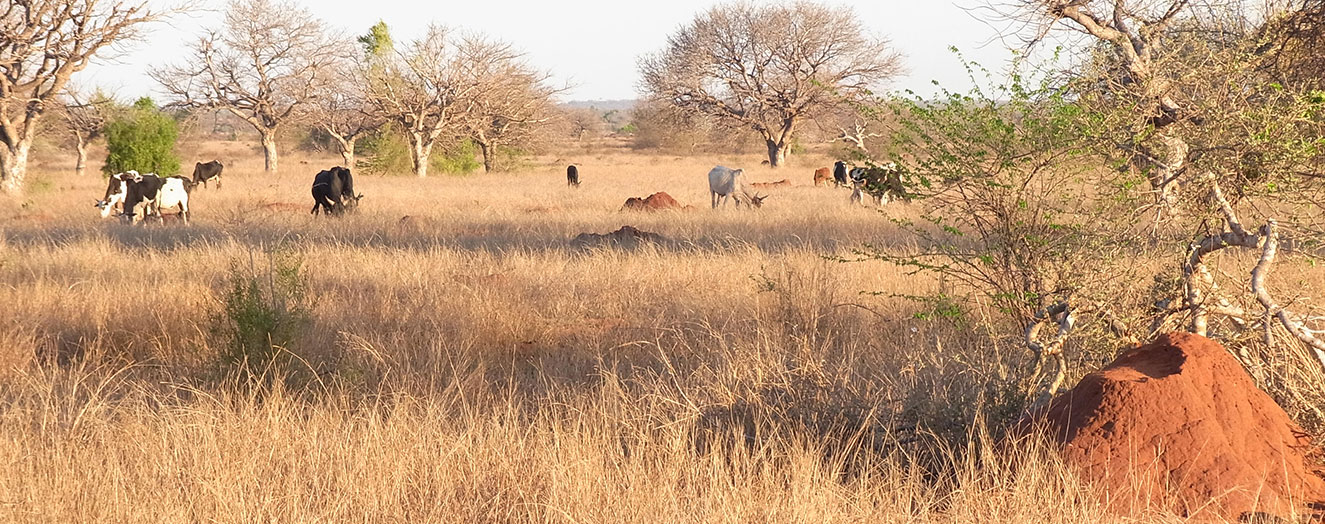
[102,97,180,176]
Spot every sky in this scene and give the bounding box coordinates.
[81,0,1031,102]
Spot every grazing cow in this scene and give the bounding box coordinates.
[192,160,224,189]
[813,167,832,186]
[121,172,166,223]
[833,161,849,188]
[567,164,580,187]
[848,163,908,206]
[95,171,132,219]
[154,177,193,223]
[707,165,768,209]
[310,166,362,216]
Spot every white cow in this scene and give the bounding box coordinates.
[707,165,767,209]
[154,176,192,223]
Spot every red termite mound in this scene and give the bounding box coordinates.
[621,192,683,212]
[1033,332,1325,521]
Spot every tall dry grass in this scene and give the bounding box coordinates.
[0,146,1311,522]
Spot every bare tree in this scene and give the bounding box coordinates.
[152,0,340,174]
[639,2,902,167]
[60,90,110,177]
[462,41,562,173]
[564,107,605,141]
[363,26,484,178]
[0,0,162,194]
[309,68,382,168]
[987,0,1244,210]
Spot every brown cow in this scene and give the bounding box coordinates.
[813,167,831,186]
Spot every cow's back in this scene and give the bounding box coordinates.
[708,166,739,194]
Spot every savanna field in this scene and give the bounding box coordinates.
[1,138,1322,523]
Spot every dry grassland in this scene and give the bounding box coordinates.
[0,143,1280,522]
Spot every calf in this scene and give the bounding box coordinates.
[310,166,362,216]
[192,160,224,189]
[813,167,832,187]
[707,165,767,209]
[567,164,580,187]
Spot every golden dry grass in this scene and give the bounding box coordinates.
[0,143,1306,522]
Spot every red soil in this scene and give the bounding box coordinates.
[1034,332,1325,521]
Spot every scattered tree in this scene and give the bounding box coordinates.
[461,41,561,172]
[0,0,163,194]
[60,90,111,177]
[103,97,180,176]
[153,0,340,173]
[309,71,382,168]
[362,25,486,178]
[640,2,902,167]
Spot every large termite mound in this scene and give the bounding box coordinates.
[1033,332,1325,521]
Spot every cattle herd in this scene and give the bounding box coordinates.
[91,158,906,224]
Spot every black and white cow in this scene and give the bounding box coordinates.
[567,164,580,187]
[833,161,849,188]
[97,171,195,224]
[848,163,908,206]
[310,167,361,216]
[155,176,193,223]
[94,171,132,219]
[192,160,224,189]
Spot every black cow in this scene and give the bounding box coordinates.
[121,173,166,223]
[832,161,849,188]
[567,164,580,187]
[310,166,362,216]
[192,160,224,189]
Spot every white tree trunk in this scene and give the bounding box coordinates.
[409,132,433,178]
[0,141,31,195]
[337,137,356,169]
[75,134,88,177]
[765,140,789,168]
[478,140,494,173]
[260,131,279,173]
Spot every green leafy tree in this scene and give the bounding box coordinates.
[102,97,180,176]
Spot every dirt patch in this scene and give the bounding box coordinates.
[256,202,306,214]
[1030,332,1325,521]
[571,226,668,249]
[750,179,792,189]
[621,192,684,212]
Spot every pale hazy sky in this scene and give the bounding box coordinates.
[82,0,1027,102]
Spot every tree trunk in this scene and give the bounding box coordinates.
[260,131,279,173]
[1136,133,1187,210]
[477,140,494,173]
[764,139,789,168]
[409,132,432,178]
[0,141,31,195]
[75,133,88,177]
[338,137,356,169]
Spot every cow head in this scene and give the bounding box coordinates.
[343,193,363,212]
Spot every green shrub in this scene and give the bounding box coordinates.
[211,249,310,384]
[358,124,480,176]
[102,97,180,176]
